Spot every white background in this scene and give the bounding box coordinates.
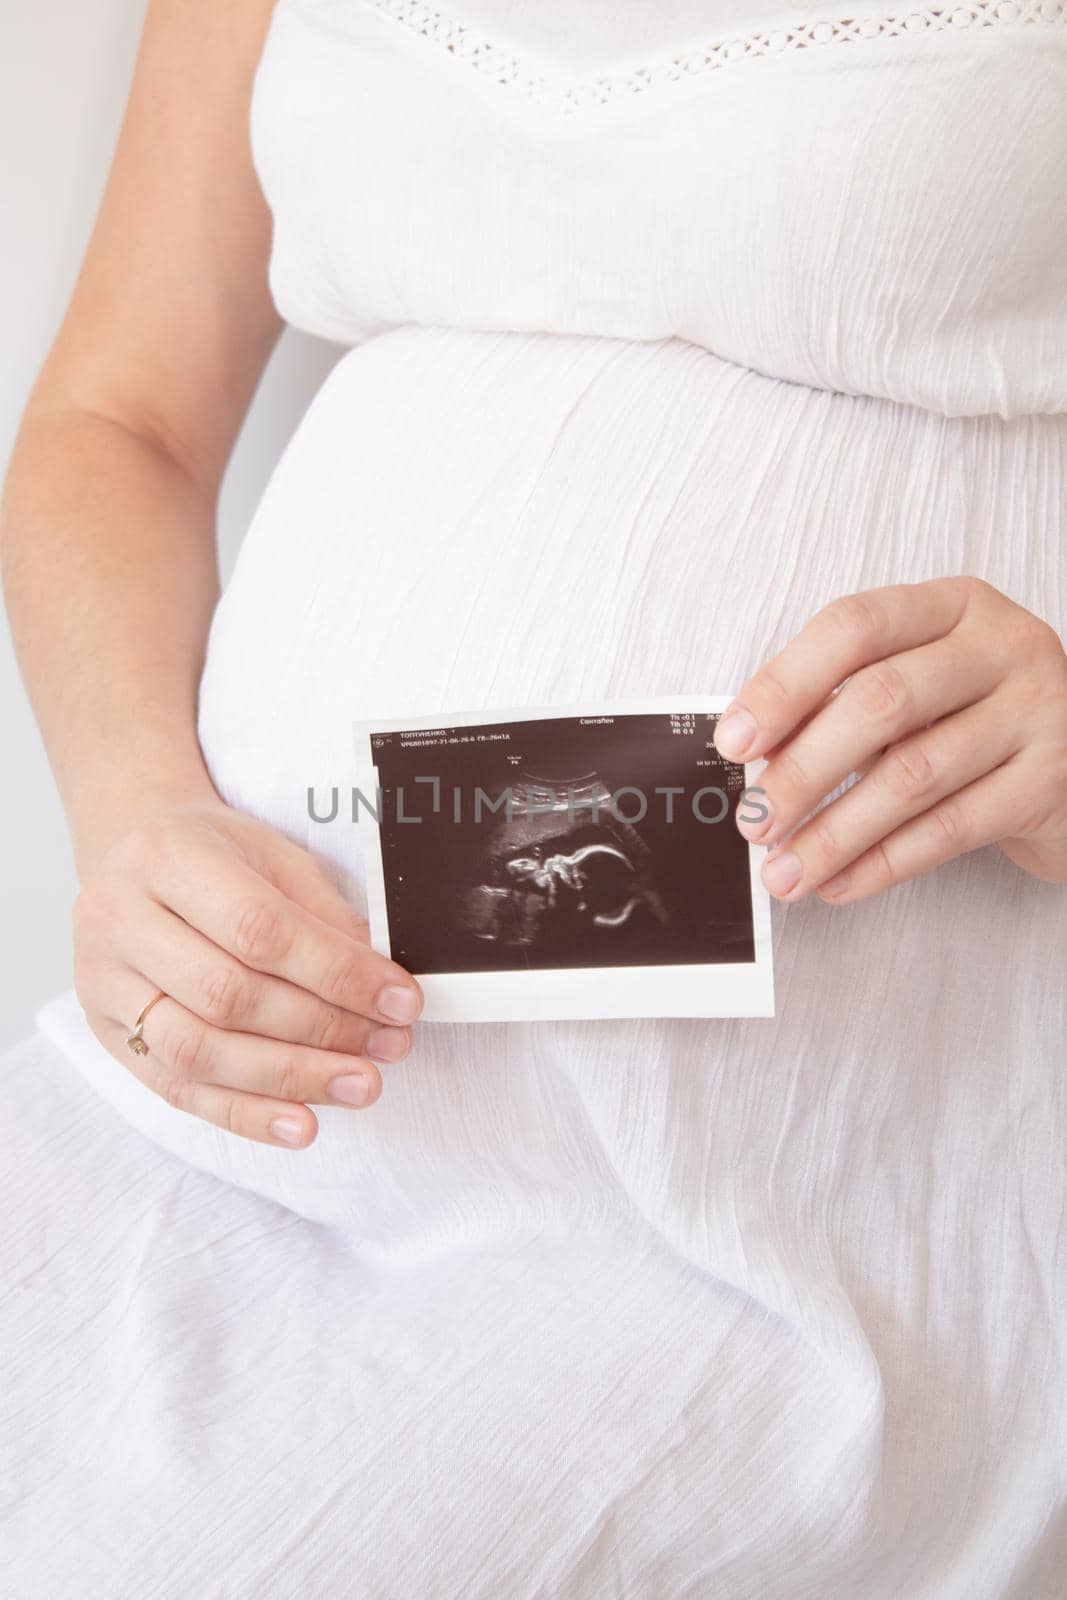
[0,2,340,1047]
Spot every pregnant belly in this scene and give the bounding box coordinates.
[199,324,1064,892]
[193,324,1065,1252]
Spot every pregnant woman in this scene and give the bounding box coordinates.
[2,1,1065,1595]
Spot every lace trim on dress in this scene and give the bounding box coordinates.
[323,0,1067,110]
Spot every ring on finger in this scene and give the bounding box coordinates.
[125,989,168,1057]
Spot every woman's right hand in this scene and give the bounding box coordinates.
[72,795,424,1149]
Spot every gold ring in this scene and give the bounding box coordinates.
[125,990,167,1057]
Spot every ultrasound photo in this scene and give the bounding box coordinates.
[353,699,774,1021]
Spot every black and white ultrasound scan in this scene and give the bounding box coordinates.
[353,698,774,1020]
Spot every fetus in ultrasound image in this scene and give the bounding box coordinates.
[367,712,756,975]
[458,769,671,956]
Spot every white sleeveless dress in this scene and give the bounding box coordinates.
[5,3,1067,1595]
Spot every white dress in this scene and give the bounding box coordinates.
[4,3,1067,1595]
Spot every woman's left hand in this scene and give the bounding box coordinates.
[713,577,1067,903]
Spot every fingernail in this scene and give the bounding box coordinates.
[269,1116,306,1146]
[819,870,851,900]
[377,984,419,1023]
[328,1072,375,1108]
[738,795,774,840]
[763,850,802,896]
[365,1026,410,1065]
[715,708,759,761]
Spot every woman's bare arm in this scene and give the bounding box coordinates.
[1,0,281,875]
[0,0,423,1146]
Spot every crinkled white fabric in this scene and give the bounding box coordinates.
[6,2,1067,1595]
[256,0,1067,417]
